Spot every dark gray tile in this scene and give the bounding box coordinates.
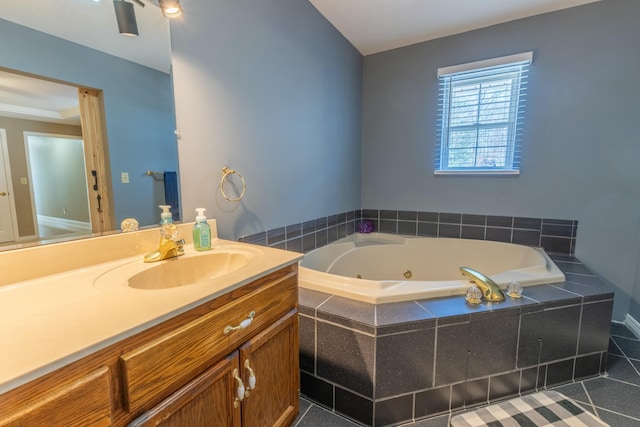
[316,229,328,248]
[542,223,573,237]
[438,223,460,238]
[465,377,489,407]
[549,253,580,262]
[461,214,486,226]
[379,219,398,234]
[244,231,266,246]
[419,296,491,319]
[288,237,302,253]
[513,217,542,230]
[376,328,435,398]
[316,322,374,397]
[512,229,541,246]
[518,311,542,368]
[611,322,638,339]
[541,305,581,362]
[303,233,316,253]
[292,398,313,426]
[520,367,538,393]
[398,220,417,236]
[597,409,640,427]
[334,387,373,426]
[583,377,640,419]
[574,353,602,380]
[578,300,614,354]
[605,354,640,385]
[435,323,469,385]
[374,394,413,427]
[315,217,328,230]
[376,301,435,327]
[418,211,438,222]
[614,336,640,360]
[555,261,593,275]
[337,223,347,239]
[380,209,398,220]
[523,285,581,306]
[362,209,378,219]
[299,288,333,310]
[609,338,624,356]
[461,225,484,240]
[303,220,316,234]
[545,359,574,386]
[564,273,604,288]
[485,227,511,243]
[328,215,340,227]
[317,296,375,332]
[468,313,519,377]
[551,381,591,405]
[295,404,360,427]
[451,383,466,411]
[486,215,512,228]
[439,213,461,224]
[630,359,640,374]
[541,236,572,254]
[398,210,417,221]
[300,372,334,410]
[550,282,612,302]
[299,315,315,373]
[417,222,438,237]
[327,226,338,243]
[287,223,302,239]
[267,227,286,245]
[489,371,521,401]
[409,413,450,427]
[415,386,451,418]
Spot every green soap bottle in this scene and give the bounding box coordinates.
[193,208,211,251]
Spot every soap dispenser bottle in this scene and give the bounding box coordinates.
[193,208,211,251]
[159,204,182,252]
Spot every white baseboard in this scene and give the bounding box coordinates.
[624,314,640,340]
[37,215,91,232]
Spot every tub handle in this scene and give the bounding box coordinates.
[224,311,255,335]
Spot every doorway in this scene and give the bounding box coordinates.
[24,132,91,239]
[0,129,17,243]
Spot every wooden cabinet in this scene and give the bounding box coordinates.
[130,311,299,427]
[0,264,299,427]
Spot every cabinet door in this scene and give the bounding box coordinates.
[129,353,241,427]
[239,310,299,427]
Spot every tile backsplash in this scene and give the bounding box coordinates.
[239,209,578,255]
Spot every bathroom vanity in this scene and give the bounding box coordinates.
[0,222,302,426]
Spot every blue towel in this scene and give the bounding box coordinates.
[163,171,180,221]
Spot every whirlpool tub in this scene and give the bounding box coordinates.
[298,233,565,303]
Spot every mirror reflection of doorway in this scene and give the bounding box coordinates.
[24,132,91,240]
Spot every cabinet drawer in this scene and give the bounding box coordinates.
[120,270,297,413]
[0,367,112,427]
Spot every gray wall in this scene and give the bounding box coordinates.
[170,0,362,239]
[0,18,178,228]
[361,0,640,321]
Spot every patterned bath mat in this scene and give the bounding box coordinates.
[450,390,609,426]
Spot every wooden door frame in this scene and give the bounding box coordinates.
[0,128,19,242]
[78,88,113,233]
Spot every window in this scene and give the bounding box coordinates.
[435,52,532,175]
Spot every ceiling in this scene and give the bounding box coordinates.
[1,0,601,123]
[1,0,171,73]
[310,0,602,55]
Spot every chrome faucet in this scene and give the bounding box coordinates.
[460,266,506,302]
[144,238,185,263]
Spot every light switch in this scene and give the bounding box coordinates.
[121,172,130,184]
[20,177,28,185]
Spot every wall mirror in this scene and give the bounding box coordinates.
[0,0,179,250]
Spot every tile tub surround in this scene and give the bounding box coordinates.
[238,210,578,255]
[298,255,613,427]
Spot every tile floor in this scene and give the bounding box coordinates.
[292,322,640,427]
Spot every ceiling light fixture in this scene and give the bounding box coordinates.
[157,0,183,19]
[113,0,140,36]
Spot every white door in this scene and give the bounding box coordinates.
[0,129,16,243]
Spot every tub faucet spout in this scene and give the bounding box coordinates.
[460,267,506,302]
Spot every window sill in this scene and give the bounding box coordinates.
[434,170,520,176]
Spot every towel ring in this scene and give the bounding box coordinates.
[220,166,246,202]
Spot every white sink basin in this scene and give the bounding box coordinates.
[94,248,257,290]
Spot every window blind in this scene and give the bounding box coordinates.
[435,52,532,174]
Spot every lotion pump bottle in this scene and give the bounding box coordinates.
[193,208,211,251]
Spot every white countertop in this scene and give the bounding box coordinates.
[0,237,302,394]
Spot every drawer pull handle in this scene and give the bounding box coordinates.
[232,368,245,408]
[224,311,255,335]
[244,359,256,396]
